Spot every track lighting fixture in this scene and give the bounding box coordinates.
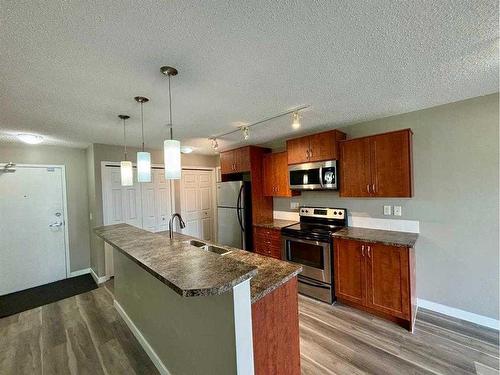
[292,111,301,129]
[242,126,249,140]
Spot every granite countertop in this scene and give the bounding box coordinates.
[333,227,418,248]
[95,224,302,304]
[253,219,298,230]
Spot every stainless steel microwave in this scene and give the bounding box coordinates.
[289,160,338,190]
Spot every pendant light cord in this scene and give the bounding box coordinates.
[123,118,127,161]
[168,74,173,140]
[140,102,145,151]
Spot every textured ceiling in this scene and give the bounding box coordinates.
[1,1,498,153]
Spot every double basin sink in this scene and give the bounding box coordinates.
[186,239,232,256]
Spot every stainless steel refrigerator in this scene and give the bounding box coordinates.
[216,181,252,250]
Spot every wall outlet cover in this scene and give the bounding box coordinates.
[383,205,392,215]
[290,201,300,210]
[394,206,402,216]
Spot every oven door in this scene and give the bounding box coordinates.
[282,236,331,283]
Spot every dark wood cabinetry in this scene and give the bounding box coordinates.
[253,226,282,259]
[263,152,296,197]
[334,238,416,331]
[287,130,346,165]
[340,129,413,197]
[220,146,251,174]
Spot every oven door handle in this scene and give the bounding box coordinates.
[282,236,326,247]
[298,276,331,289]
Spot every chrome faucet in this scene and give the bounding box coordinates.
[168,213,186,239]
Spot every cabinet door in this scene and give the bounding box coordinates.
[286,136,311,165]
[235,147,251,173]
[220,151,234,174]
[339,138,371,197]
[262,153,275,197]
[370,130,412,197]
[309,130,345,162]
[334,239,365,305]
[274,152,292,197]
[365,243,410,319]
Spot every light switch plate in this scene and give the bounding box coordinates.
[394,206,402,216]
[383,205,392,216]
[290,201,300,209]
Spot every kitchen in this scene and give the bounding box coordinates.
[0,2,498,375]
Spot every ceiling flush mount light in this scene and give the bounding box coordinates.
[134,96,151,183]
[241,126,249,140]
[118,115,133,186]
[17,133,43,144]
[180,146,193,154]
[292,111,301,129]
[161,66,181,180]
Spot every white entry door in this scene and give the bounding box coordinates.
[180,169,214,241]
[141,168,173,232]
[0,165,68,295]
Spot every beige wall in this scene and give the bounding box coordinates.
[273,93,499,319]
[86,143,218,276]
[0,144,91,272]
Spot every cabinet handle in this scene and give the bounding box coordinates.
[366,184,370,194]
[367,246,371,258]
[371,184,376,194]
[361,245,365,257]
[306,150,310,159]
[309,148,313,158]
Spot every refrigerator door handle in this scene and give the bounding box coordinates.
[236,185,244,232]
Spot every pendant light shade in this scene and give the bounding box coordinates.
[135,96,151,183]
[163,139,181,179]
[161,66,181,180]
[120,160,133,186]
[118,115,133,186]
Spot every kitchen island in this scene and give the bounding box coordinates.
[94,223,301,375]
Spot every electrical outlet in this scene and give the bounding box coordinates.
[393,206,402,216]
[383,205,392,216]
[290,201,300,210]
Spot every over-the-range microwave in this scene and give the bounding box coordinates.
[289,160,338,190]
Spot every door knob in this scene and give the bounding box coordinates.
[49,222,63,228]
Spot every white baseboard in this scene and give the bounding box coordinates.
[417,298,499,331]
[69,268,91,277]
[114,300,170,375]
[90,268,110,285]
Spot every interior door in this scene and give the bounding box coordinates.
[339,138,372,197]
[154,169,172,232]
[334,238,365,304]
[365,243,410,319]
[181,169,214,240]
[0,165,67,295]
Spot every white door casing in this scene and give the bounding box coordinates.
[0,164,69,295]
[180,169,214,241]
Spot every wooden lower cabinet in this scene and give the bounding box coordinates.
[334,238,416,331]
[253,226,282,259]
[252,277,301,375]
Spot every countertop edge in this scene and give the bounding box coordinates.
[251,267,302,304]
[332,228,419,248]
[94,229,259,298]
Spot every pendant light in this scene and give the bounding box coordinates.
[160,66,181,180]
[118,115,133,186]
[134,96,151,182]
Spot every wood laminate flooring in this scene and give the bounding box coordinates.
[0,280,498,375]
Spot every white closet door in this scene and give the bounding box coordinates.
[0,166,67,295]
[180,170,214,241]
[103,166,142,228]
[141,173,156,232]
[155,169,172,232]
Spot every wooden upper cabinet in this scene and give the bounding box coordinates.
[365,243,410,319]
[287,130,346,165]
[334,238,365,305]
[340,129,413,198]
[220,146,251,174]
[263,151,294,197]
[339,138,371,197]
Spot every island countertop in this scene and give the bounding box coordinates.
[95,223,301,303]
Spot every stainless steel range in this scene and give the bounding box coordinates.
[281,207,347,304]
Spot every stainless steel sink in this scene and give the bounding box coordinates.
[188,240,207,248]
[186,239,231,255]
